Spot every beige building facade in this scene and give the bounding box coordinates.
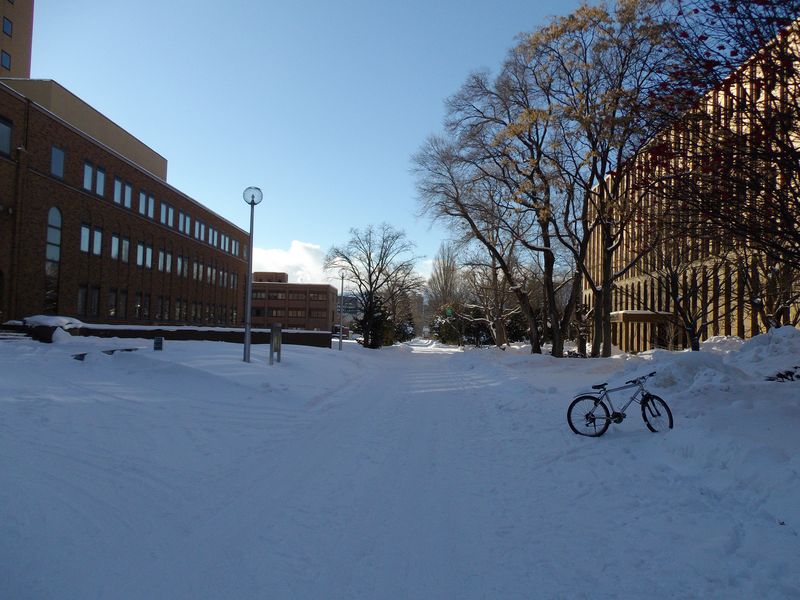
[583,23,800,352]
[0,0,33,78]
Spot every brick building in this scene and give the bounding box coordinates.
[0,79,249,325]
[251,272,337,332]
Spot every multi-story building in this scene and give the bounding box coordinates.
[250,272,337,332]
[583,22,800,353]
[0,0,251,327]
[0,80,249,326]
[0,0,34,78]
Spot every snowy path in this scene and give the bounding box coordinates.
[1,336,799,598]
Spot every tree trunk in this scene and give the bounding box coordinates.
[591,291,603,357]
[601,240,614,358]
[542,245,563,358]
[494,317,508,347]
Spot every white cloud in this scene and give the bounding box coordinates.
[415,258,434,281]
[251,241,433,286]
[252,241,332,284]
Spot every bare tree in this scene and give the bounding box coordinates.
[325,224,423,349]
[518,0,675,357]
[460,250,520,347]
[414,136,543,353]
[731,245,800,331]
[642,245,730,351]
[647,2,800,274]
[427,242,464,312]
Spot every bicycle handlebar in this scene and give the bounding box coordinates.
[624,371,656,385]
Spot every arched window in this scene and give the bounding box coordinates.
[44,207,61,313]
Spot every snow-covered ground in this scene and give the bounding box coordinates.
[1,328,799,599]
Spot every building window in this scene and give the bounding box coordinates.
[80,224,90,253]
[0,117,10,155]
[107,289,117,317]
[1,51,10,71]
[160,202,174,227]
[136,242,144,266]
[134,293,142,319]
[121,237,130,263]
[46,208,62,263]
[89,286,100,317]
[287,309,305,318]
[138,191,155,217]
[2,18,11,37]
[50,146,64,177]
[179,211,191,235]
[267,308,284,317]
[113,178,122,204]
[158,250,165,272]
[118,290,128,318]
[111,234,119,260]
[92,228,102,255]
[145,245,153,269]
[83,162,93,191]
[44,207,62,313]
[77,285,88,315]
[309,292,326,302]
[95,167,105,197]
[268,291,286,300]
[165,251,172,273]
[288,291,305,301]
[124,183,132,208]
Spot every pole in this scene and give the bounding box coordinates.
[338,272,344,351]
[243,201,255,362]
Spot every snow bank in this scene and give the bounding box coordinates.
[23,314,85,329]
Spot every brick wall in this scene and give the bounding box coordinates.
[0,83,250,326]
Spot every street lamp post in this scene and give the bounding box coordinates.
[338,269,345,351]
[242,186,263,363]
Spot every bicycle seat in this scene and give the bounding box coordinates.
[591,382,608,390]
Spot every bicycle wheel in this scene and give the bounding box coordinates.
[567,395,611,437]
[641,395,673,433]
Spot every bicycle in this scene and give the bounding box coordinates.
[567,371,673,437]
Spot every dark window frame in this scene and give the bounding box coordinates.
[50,146,65,178]
[0,116,11,156]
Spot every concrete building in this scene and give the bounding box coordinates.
[250,272,337,332]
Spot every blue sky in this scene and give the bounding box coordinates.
[32,0,582,282]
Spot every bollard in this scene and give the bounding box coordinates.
[269,323,282,365]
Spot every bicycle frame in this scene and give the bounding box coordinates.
[594,380,648,416]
